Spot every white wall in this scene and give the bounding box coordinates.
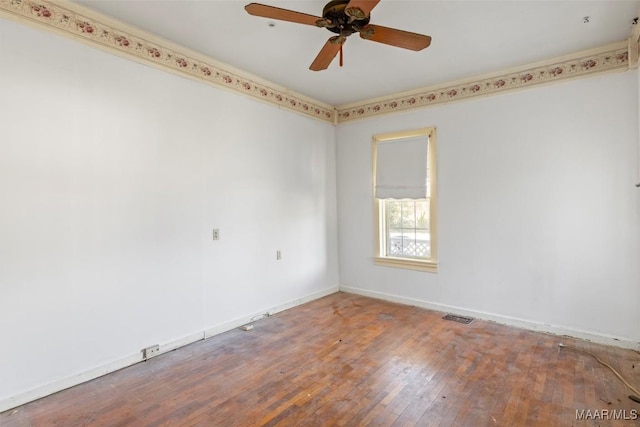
[0,19,338,408]
[337,71,640,345]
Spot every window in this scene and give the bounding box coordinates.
[373,127,437,272]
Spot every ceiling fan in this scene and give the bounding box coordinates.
[245,0,432,71]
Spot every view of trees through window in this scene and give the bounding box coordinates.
[384,199,431,259]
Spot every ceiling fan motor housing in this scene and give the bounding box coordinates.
[320,0,370,36]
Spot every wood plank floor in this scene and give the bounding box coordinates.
[2,292,639,426]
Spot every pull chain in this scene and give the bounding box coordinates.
[339,44,343,67]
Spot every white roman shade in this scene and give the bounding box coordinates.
[375,136,429,199]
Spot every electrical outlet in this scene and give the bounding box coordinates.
[276,250,281,260]
[142,344,160,360]
[213,229,220,240]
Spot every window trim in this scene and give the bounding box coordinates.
[372,127,438,272]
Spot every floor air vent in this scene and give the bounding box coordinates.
[442,314,474,324]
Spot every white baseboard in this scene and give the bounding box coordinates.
[204,285,339,338]
[0,285,339,414]
[340,286,640,351]
[0,353,142,415]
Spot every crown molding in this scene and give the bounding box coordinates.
[0,0,336,123]
[629,12,640,69]
[629,36,639,69]
[0,0,634,126]
[337,41,630,123]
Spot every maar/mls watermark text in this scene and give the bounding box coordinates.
[576,409,638,421]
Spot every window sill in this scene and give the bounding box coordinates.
[374,257,438,273]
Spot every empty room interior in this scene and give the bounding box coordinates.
[1,0,640,425]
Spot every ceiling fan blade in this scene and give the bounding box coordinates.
[345,0,381,19]
[310,37,345,71]
[245,3,322,26]
[359,24,431,51]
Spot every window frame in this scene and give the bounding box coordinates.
[372,127,438,272]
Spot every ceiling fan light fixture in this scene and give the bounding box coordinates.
[315,18,333,28]
[345,6,366,21]
[357,25,375,39]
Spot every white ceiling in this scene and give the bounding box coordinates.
[74,0,640,106]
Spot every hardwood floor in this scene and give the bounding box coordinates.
[2,292,639,426]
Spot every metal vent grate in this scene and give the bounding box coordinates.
[442,314,474,324]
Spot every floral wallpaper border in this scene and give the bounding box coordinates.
[337,46,629,122]
[0,0,336,123]
[0,0,632,125]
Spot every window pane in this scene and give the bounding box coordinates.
[401,201,416,228]
[387,228,403,256]
[416,232,430,258]
[416,199,429,231]
[384,199,431,260]
[401,230,416,257]
[385,200,402,228]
